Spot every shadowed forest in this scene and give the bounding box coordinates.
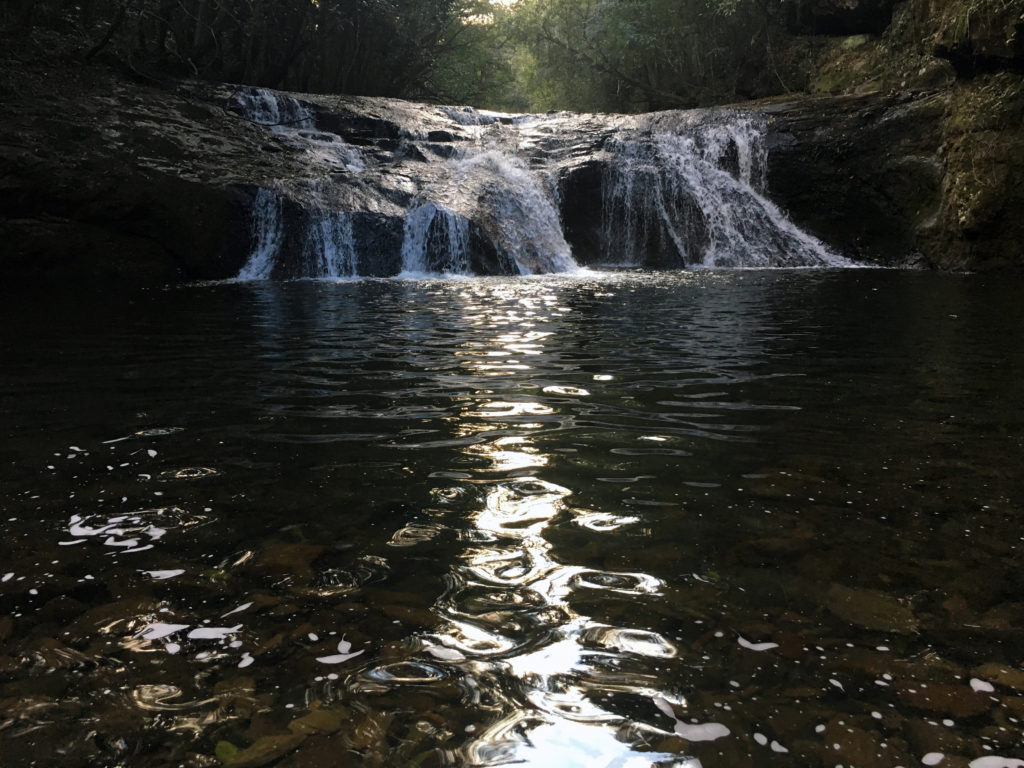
[6,0,1021,113]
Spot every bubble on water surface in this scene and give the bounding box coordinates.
[388,524,441,546]
[674,721,730,742]
[187,625,242,640]
[737,636,778,652]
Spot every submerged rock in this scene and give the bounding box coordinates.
[824,582,919,634]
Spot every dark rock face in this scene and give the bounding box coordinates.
[556,160,604,264]
[762,92,947,266]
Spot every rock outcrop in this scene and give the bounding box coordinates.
[1,44,1022,284]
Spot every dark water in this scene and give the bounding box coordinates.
[1,270,1023,768]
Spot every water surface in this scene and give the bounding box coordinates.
[1,270,1022,767]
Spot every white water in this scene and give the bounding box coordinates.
[232,88,363,280]
[400,203,472,276]
[459,151,577,275]
[237,188,281,280]
[602,117,847,268]
[237,189,358,279]
[232,88,848,280]
[232,87,314,131]
[305,208,358,277]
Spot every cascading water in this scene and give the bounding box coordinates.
[231,87,314,132]
[231,88,363,279]
[459,151,577,275]
[236,188,358,279]
[305,208,358,277]
[230,87,850,280]
[400,203,472,276]
[601,117,846,268]
[238,188,282,281]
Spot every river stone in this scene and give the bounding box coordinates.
[824,583,919,634]
[247,541,327,581]
[222,732,306,768]
[896,682,992,718]
[287,705,348,736]
[903,719,981,765]
[822,717,890,767]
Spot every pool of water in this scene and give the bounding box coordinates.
[1,269,1022,767]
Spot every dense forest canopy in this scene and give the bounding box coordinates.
[3,0,1022,111]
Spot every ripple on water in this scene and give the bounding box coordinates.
[159,467,219,480]
[387,523,442,547]
[130,684,212,712]
[580,626,677,658]
[569,570,662,596]
[610,447,692,456]
[134,427,184,437]
[541,385,591,397]
[310,555,390,595]
[362,661,448,685]
[572,511,641,531]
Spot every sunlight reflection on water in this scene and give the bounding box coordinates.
[1,270,1023,767]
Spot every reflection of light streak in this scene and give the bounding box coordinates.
[423,282,695,766]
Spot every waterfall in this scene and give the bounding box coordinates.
[229,87,850,280]
[601,117,845,268]
[400,203,472,276]
[459,151,577,275]
[304,208,358,277]
[231,87,314,132]
[236,189,358,280]
[238,188,282,280]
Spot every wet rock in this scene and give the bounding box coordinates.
[287,705,348,736]
[36,595,88,624]
[978,602,1024,629]
[247,542,327,582]
[277,735,362,768]
[221,731,306,768]
[348,710,395,749]
[822,716,891,767]
[824,583,919,634]
[764,91,948,266]
[903,718,980,764]
[18,636,94,671]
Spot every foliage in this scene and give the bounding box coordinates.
[488,0,793,112]
[0,0,476,97]
[1,0,936,112]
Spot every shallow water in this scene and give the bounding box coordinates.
[1,270,1023,768]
